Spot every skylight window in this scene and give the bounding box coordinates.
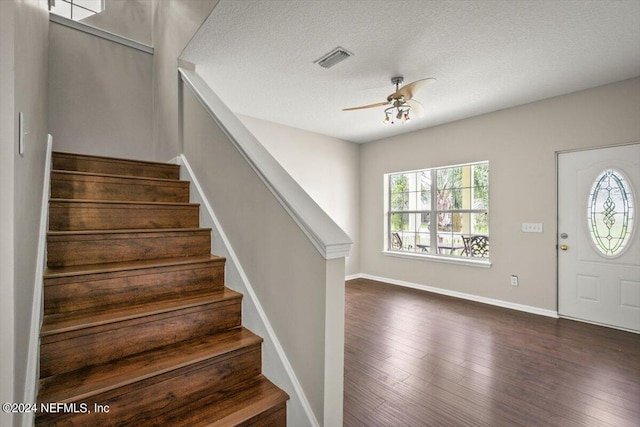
[49,0,105,22]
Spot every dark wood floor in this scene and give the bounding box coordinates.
[343,278,640,427]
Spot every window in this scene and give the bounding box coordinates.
[387,162,489,259]
[49,0,105,21]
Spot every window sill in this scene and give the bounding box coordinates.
[382,250,492,268]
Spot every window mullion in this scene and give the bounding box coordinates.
[430,169,437,253]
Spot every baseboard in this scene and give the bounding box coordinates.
[344,273,361,281]
[22,135,53,427]
[357,273,559,318]
[176,154,319,427]
[559,315,639,334]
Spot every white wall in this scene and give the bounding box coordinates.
[238,115,360,277]
[0,1,49,426]
[80,0,153,46]
[48,21,154,160]
[360,78,640,312]
[152,0,219,161]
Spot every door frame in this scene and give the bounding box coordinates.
[555,141,640,333]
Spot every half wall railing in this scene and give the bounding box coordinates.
[178,67,351,427]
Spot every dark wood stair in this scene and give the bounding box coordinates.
[48,199,201,231]
[51,170,190,202]
[47,228,212,267]
[37,152,288,426]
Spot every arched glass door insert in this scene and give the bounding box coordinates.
[587,169,635,257]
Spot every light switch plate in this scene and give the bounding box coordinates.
[522,222,543,233]
[18,112,24,156]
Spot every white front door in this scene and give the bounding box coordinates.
[558,143,640,332]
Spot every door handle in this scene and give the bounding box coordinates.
[560,244,569,251]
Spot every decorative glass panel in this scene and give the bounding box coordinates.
[588,169,634,256]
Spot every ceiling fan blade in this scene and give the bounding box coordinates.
[406,99,425,118]
[388,77,436,101]
[342,101,390,111]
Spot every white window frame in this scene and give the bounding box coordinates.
[49,0,105,21]
[383,161,491,267]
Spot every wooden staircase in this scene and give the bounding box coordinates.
[37,152,288,426]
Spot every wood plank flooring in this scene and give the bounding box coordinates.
[343,278,640,427]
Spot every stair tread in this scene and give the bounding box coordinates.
[166,375,289,427]
[44,254,225,279]
[38,327,262,403]
[50,198,199,207]
[52,152,180,180]
[47,227,210,236]
[41,288,241,336]
[52,169,189,184]
[53,151,179,169]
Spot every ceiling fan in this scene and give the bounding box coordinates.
[343,76,436,124]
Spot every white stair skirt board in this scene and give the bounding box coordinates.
[23,135,53,427]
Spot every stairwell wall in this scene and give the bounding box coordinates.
[48,21,154,160]
[0,1,49,426]
[151,0,219,161]
[79,0,153,46]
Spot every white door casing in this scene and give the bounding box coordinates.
[558,143,640,332]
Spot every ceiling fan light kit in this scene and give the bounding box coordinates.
[344,76,436,125]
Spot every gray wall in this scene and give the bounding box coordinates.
[182,86,344,426]
[359,78,640,312]
[238,114,361,277]
[48,21,154,160]
[0,1,49,426]
[0,2,16,422]
[49,0,219,162]
[80,0,153,46]
[152,0,219,161]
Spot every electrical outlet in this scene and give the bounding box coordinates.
[510,275,519,286]
[522,223,543,233]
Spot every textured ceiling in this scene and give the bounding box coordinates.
[183,0,640,143]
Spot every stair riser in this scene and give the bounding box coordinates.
[36,346,262,426]
[47,230,211,268]
[53,153,180,180]
[51,172,189,203]
[45,262,225,315]
[166,375,289,426]
[49,202,200,231]
[40,298,242,377]
[246,404,288,427]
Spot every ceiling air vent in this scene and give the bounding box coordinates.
[315,47,353,69]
